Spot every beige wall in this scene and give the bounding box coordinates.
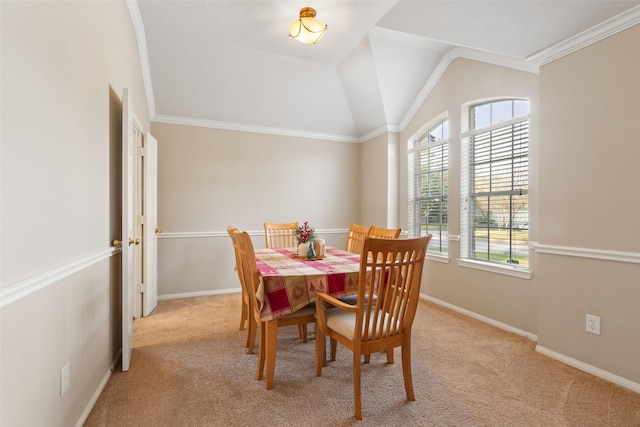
[396,34,640,386]
[360,132,392,227]
[1,1,150,426]
[2,3,639,426]
[150,122,361,296]
[536,24,640,383]
[399,58,540,334]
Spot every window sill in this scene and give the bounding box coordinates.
[456,258,532,279]
[426,253,450,263]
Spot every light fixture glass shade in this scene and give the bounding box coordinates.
[289,7,327,44]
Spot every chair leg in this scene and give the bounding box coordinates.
[245,318,257,354]
[353,351,363,420]
[330,338,337,361]
[265,320,278,390]
[401,341,415,401]
[239,297,248,331]
[385,348,394,364]
[364,353,371,363]
[315,323,325,376]
[255,324,265,381]
[299,324,308,342]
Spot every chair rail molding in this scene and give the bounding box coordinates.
[158,228,350,239]
[531,243,640,264]
[0,247,117,308]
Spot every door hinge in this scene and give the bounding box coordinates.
[138,146,146,156]
[140,282,146,292]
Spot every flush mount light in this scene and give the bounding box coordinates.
[289,7,327,44]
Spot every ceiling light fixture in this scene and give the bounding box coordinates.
[289,7,327,44]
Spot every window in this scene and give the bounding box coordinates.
[408,117,449,254]
[461,99,529,267]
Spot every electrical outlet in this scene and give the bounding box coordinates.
[586,314,600,335]
[60,362,70,397]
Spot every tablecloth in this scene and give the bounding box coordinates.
[255,247,360,321]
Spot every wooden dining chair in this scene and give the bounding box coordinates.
[264,222,299,248]
[345,224,372,255]
[227,226,257,353]
[234,229,317,386]
[263,221,309,340]
[369,225,402,266]
[369,225,401,239]
[315,235,431,420]
[340,224,373,307]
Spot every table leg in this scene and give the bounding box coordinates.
[265,320,278,390]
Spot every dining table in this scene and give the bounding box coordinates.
[254,246,361,389]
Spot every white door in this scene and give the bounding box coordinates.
[143,132,159,316]
[134,123,144,318]
[122,88,142,372]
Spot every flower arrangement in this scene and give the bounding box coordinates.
[295,221,316,244]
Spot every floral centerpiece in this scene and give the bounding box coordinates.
[295,221,317,259]
[295,221,316,244]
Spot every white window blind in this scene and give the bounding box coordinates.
[461,100,529,267]
[408,118,449,254]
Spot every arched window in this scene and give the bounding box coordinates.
[408,116,449,255]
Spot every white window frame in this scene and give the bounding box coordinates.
[408,114,449,260]
[459,99,532,278]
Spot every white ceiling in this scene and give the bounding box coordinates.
[131,0,640,141]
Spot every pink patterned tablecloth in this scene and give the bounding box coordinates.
[255,247,361,321]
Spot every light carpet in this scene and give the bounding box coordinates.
[84,294,640,426]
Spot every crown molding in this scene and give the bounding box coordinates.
[152,114,360,144]
[128,1,639,143]
[358,124,398,142]
[399,47,539,133]
[398,6,640,133]
[127,0,358,143]
[526,5,640,66]
[125,0,156,117]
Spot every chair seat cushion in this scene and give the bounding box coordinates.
[281,304,315,319]
[325,309,398,341]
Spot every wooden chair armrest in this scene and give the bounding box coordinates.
[316,292,357,336]
[316,292,358,312]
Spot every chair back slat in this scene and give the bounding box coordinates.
[235,230,262,320]
[264,222,299,248]
[228,229,253,309]
[357,236,429,342]
[226,226,241,271]
[369,226,401,240]
[345,224,372,255]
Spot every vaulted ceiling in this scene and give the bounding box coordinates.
[130,1,640,141]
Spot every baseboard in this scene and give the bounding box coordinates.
[420,293,640,395]
[75,351,120,427]
[535,345,640,394]
[158,288,240,300]
[420,294,539,342]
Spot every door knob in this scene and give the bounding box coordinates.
[129,238,140,246]
[112,239,122,248]
[155,228,163,234]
